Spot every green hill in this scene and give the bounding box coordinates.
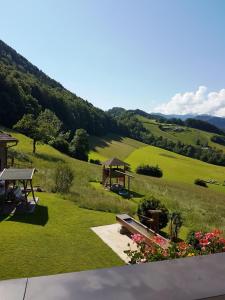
[137,115,225,152]
[89,134,225,192]
[1,130,225,279]
[89,134,145,161]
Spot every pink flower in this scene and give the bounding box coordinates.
[132,233,145,244]
[195,231,203,240]
[153,236,166,246]
[205,232,215,240]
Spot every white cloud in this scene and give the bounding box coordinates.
[153,86,225,117]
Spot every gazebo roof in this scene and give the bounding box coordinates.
[103,157,129,167]
[0,168,35,181]
[0,133,18,143]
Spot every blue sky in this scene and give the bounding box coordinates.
[1,0,225,115]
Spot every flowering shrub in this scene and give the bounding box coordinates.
[125,229,225,264]
[194,229,225,254]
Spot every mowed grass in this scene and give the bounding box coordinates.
[0,192,123,280]
[89,134,145,161]
[126,145,225,193]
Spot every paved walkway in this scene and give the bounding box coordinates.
[91,223,137,263]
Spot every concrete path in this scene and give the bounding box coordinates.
[91,223,137,263]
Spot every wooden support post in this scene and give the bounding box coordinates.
[128,176,130,192]
[30,179,36,203]
[109,167,111,187]
[23,180,28,204]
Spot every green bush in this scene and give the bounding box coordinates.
[137,196,169,229]
[50,138,69,154]
[53,163,74,193]
[194,178,208,187]
[89,159,101,165]
[136,164,163,177]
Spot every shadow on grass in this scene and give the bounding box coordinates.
[89,134,123,151]
[34,153,64,163]
[130,190,145,198]
[7,204,49,226]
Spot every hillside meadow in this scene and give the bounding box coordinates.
[1,129,225,279]
[138,115,225,152]
[89,133,225,231]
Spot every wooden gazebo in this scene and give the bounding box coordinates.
[102,157,133,191]
[0,168,38,212]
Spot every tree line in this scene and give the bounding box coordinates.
[109,111,225,167]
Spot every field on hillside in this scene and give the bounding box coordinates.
[89,133,225,233]
[138,115,225,152]
[126,145,225,192]
[1,130,225,280]
[89,133,225,192]
[89,134,145,161]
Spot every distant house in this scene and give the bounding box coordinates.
[0,133,18,171]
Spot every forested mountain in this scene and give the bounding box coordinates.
[0,40,117,135]
[194,115,225,130]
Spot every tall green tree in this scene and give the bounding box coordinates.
[37,109,62,143]
[14,109,63,153]
[13,114,42,153]
[69,129,89,161]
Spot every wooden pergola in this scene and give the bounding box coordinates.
[0,168,37,208]
[102,157,134,191]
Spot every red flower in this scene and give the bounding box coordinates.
[199,238,210,247]
[153,235,167,247]
[177,242,189,251]
[218,238,225,244]
[212,229,222,237]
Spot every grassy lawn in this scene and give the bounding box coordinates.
[1,129,225,280]
[0,192,124,280]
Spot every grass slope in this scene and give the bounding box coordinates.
[0,193,123,280]
[1,130,225,280]
[138,115,225,152]
[126,145,225,191]
[89,133,225,236]
[89,134,145,161]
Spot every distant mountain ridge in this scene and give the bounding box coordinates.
[153,113,225,130]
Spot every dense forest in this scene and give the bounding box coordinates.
[0,40,118,135]
[1,40,225,167]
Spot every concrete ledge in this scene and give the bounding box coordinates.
[2,253,225,299]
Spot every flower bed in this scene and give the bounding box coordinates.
[125,230,225,264]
